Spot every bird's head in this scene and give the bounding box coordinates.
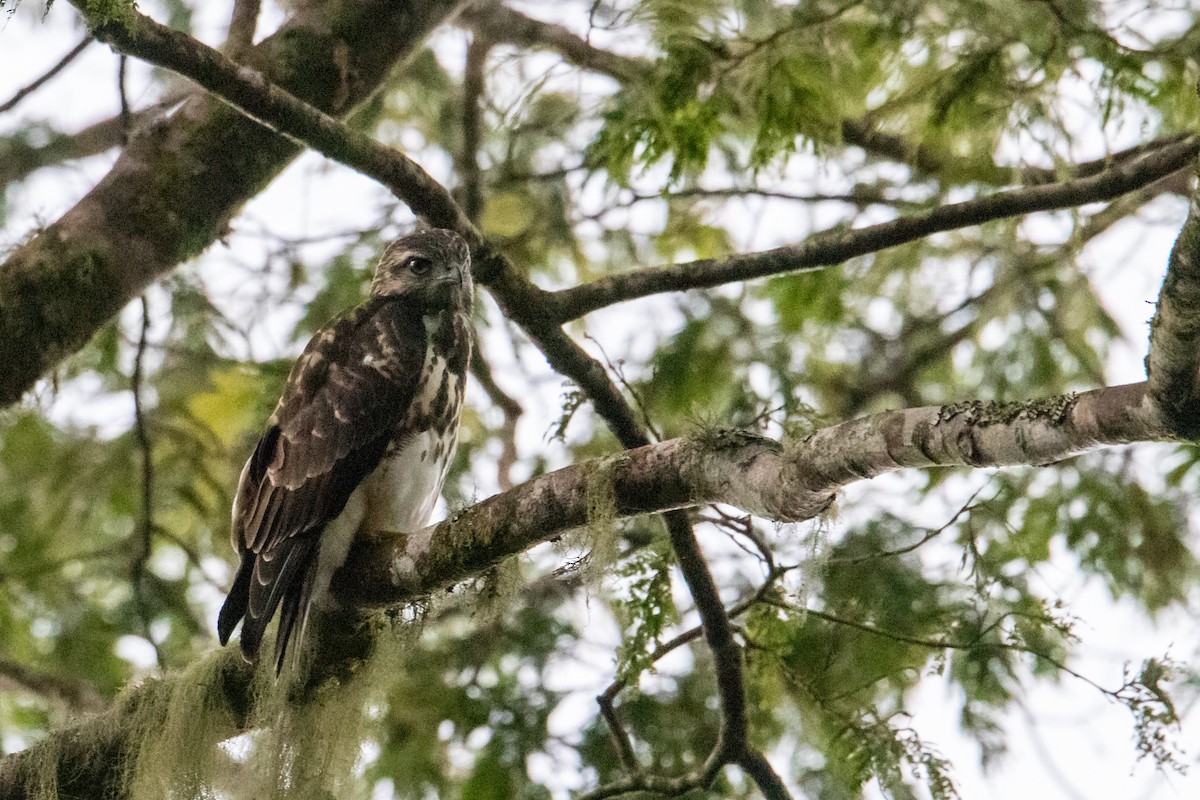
[370,228,472,306]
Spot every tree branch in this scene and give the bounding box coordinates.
[663,511,751,784]
[0,649,253,800]
[459,0,648,83]
[738,748,795,800]
[0,100,172,187]
[0,37,92,114]
[0,656,104,714]
[544,136,1200,321]
[129,294,162,668]
[335,381,1166,606]
[222,0,261,61]
[1146,168,1200,438]
[456,32,492,224]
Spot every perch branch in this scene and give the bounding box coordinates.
[335,381,1166,605]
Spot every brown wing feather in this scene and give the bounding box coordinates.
[217,296,429,665]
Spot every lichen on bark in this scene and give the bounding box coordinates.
[937,393,1079,427]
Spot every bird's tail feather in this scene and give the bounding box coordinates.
[217,552,254,646]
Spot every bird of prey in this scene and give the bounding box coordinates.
[217,228,473,672]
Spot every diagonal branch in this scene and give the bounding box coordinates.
[544,136,1200,322]
[0,656,105,714]
[0,37,92,115]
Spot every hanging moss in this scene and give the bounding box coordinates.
[473,558,525,627]
[125,652,234,800]
[24,731,61,800]
[786,511,835,618]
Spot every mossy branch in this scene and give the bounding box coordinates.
[334,381,1168,607]
[1146,166,1200,438]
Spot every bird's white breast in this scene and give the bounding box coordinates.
[309,352,462,610]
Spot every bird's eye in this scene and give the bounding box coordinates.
[404,256,433,275]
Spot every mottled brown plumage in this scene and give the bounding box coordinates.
[218,229,472,672]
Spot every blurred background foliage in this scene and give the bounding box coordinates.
[2,0,1200,797]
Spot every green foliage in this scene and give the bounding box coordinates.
[589,6,856,181]
[1124,656,1186,771]
[834,715,960,800]
[612,544,678,683]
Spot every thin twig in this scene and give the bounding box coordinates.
[584,333,660,441]
[130,295,162,668]
[0,37,91,114]
[795,605,1113,696]
[823,483,994,566]
[117,55,132,145]
[458,33,492,224]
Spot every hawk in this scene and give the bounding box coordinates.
[217,229,473,672]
